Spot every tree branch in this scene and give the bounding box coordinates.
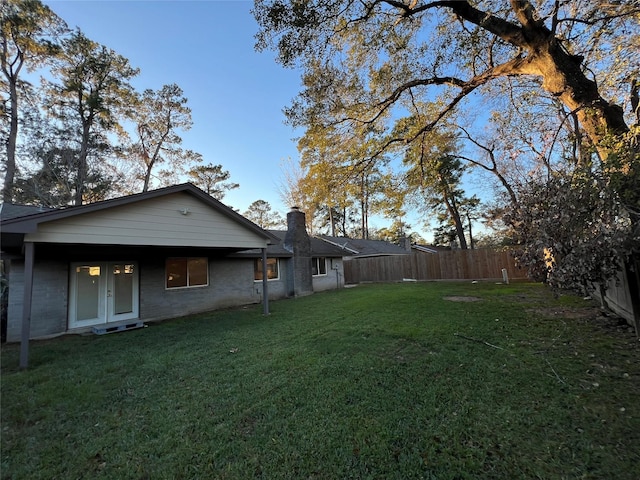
[510,0,544,29]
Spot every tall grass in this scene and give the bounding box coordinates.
[2,282,639,479]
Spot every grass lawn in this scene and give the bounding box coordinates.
[2,282,639,479]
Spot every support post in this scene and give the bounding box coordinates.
[19,242,35,370]
[261,247,269,315]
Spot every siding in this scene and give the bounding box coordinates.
[24,192,268,248]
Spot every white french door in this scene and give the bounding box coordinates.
[69,262,139,329]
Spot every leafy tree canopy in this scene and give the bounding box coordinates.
[254,0,638,163]
[243,199,285,229]
[188,164,239,201]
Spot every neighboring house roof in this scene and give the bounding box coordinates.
[233,230,346,258]
[316,235,410,257]
[0,203,55,221]
[412,244,440,254]
[0,183,279,249]
[309,235,351,257]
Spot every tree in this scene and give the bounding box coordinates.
[298,154,351,236]
[424,155,473,249]
[505,165,638,290]
[278,157,320,234]
[45,30,138,205]
[370,219,413,244]
[128,84,200,192]
[255,0,639,291]
[13,144,113,206]
[187,164,239,201]
[402,123,475,249]
[254,1,637,164]
[278,156,310,209]
[1,0,66,201]
[243,199,285,229]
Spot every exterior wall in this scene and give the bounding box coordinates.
[252,258,289,301]
[24,192,268,249]
[312,258,344,292]
[6,254,292,342]
[7,259,68,342]
[139,256,290,322]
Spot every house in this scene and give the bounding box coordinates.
[233,226,346,298]
[0,184,344,347]
[316,235,412,258]
[315,235,452,284]
[317,235,446,258]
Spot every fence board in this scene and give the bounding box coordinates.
[344,249,527,284]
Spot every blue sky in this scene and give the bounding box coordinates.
[44,0,303,217]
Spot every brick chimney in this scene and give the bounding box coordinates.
[284,207,313,297]
[399,236,412,252]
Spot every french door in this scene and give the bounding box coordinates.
[69,262,139,329]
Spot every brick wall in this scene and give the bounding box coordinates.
[6,255,290,342]
[7,259,68,342]
[139,257,288,322]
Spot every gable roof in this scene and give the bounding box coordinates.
[316,235,410,257]
[0,183,277,243]
[0,184,279,252]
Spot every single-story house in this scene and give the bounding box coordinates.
[317,235,444,257]
[233,229,346,296]
[0,183,344,345]
[316,235,414,258]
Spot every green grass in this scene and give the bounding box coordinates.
[2,282,639,479]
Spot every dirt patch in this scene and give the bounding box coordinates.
[444,296,482,302]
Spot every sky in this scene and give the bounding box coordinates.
[43,0,304,218]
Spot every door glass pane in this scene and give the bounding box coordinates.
[112,264,134,314]
[76,265,100,321]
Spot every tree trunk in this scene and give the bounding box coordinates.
[328,205,336,236]
[443,195,468,249]
[2,78,18,202]
[533,40,629,160]
[450,1,630,158]
[142,159,155,192]
[75,120,91,206]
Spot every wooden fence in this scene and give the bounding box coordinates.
[343,249,528,284]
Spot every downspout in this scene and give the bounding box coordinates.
[19,242,34,370]
[261,247,269,315]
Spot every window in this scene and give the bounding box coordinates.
[166,257,208,289]
[254,258,279,281]
[312,257,327,276]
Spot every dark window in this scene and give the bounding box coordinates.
[312,257,327,276]
[166,257,208,289]
[254,258,279,281]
